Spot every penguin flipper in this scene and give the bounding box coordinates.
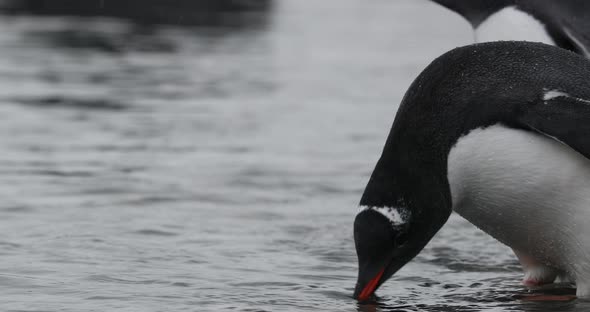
[563,27,590,58]
[520,93,590,160]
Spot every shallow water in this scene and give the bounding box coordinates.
[0,1,586,311]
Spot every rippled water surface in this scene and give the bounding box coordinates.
[0,1,587,311]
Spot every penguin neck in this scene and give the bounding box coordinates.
[360,132,453,240]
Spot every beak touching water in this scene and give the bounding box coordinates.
[353,266,386,301]
[353,208,398,301]
[353,206,445,301]
[353,207,417,301]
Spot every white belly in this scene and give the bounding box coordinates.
[475,6,555,45]
[447,124,590,277]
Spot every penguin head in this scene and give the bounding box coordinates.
[352,206,413,301]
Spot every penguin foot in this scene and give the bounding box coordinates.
[512,249,557,287]
[522,265,558,287]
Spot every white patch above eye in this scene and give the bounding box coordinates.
[475,6,555,45]
[543,90,569,101]
[543,89,590,104]
[358,205,410,226]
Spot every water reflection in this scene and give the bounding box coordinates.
[26,26,179,54]
[0,0,274,110]
[355,284,582,312]
[0,0,274,55]
[0,0,273,27]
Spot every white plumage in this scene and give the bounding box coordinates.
[448,124,590,296]
[475,6,555,45]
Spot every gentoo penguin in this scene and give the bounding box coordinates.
[429,0,590,57]
[353,41,590,301]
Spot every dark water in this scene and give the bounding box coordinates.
[0,1,586,311]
